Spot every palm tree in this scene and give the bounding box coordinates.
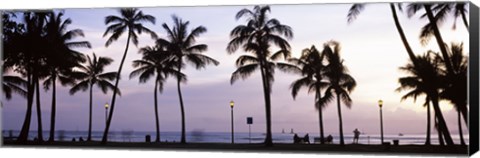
[406,3,455,77]
[2,13,27,101]
[43,11,91,142]
[13,12,50,143]
[130,46,186,143]
[289,45,329,144]
[69,53,120,141]
[227,5,294,146]
[320,41,356,146]
[397,51,447,145]
[156,15,219,144]
[406,3,458,146]
[439,43,468,145]
[101,8,157,143]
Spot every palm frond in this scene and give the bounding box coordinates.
[231,64,259,84]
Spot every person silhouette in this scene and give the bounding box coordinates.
[353,128,361,144]
[326,135,333,144]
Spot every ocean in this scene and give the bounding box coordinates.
[2,130,469,145]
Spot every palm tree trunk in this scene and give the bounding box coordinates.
[48,75,57,142]
[460,10,469,30]
[87,83,93,141]
[259,65,273,146]
[390,3,418,64]
[101,32,131,144]
[336,93,344,145]
[423,5,454,75]
[315,85,325,144]
[425,102,431,145]
[458,110,466,145]
[435,116,445,146]
[35,76,43,143]
[431,96,454,145]
[154,80,160,143]
[18,71,34,143]
[459,103,468,128]
[177,61,187,144]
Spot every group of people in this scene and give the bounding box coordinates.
[293,128,362,144]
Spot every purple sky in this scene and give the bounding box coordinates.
[2,3,469,138]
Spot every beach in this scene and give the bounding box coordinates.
[2,140,468,156]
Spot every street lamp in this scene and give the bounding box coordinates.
[378,99,384,144]
[105,102,109,127]
[230,100,234,144]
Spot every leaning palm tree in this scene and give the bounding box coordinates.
[406,3,455,78]
[130,46,186,143]
[289,45,329,144]
[320,41,356,146]
[43,11,91,142]
[69,53,120,141]
[101,8,157,143]
[156,15,219,144]
[227,5,294,146]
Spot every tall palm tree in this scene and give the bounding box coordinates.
[406,3,458,145]
[101,8,157,143]
[397,51,447,145]
[42,11,91,142]
[156,15,219,144]
[69,53,120,141]
[14,12,49,143]
[289,45,329,144]
[130,46,186,143]
[320,41,356,146]
[439,43,468,145]
[227,5,293,146]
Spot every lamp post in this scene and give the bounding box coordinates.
[105,103,109,127]
[230,100,234,144]
[378,99,384,144]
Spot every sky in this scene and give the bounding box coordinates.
[2,2,470,138]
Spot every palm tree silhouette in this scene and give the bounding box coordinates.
[130,46,186,143]
[43,11,91,142]
[12,12,50,143]
[416,2,469,44]
[69,53,120,141]
[320,41,356,146]
[101,8,157,143]
[405,3,456,145]
[156,15,219,144]
[440,43,468,145]
[2,13,27,103]
[227,5,294,146]
[396,51,445,145]
[289,45,329,144]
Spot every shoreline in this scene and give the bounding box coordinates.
[2,140,468,156]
